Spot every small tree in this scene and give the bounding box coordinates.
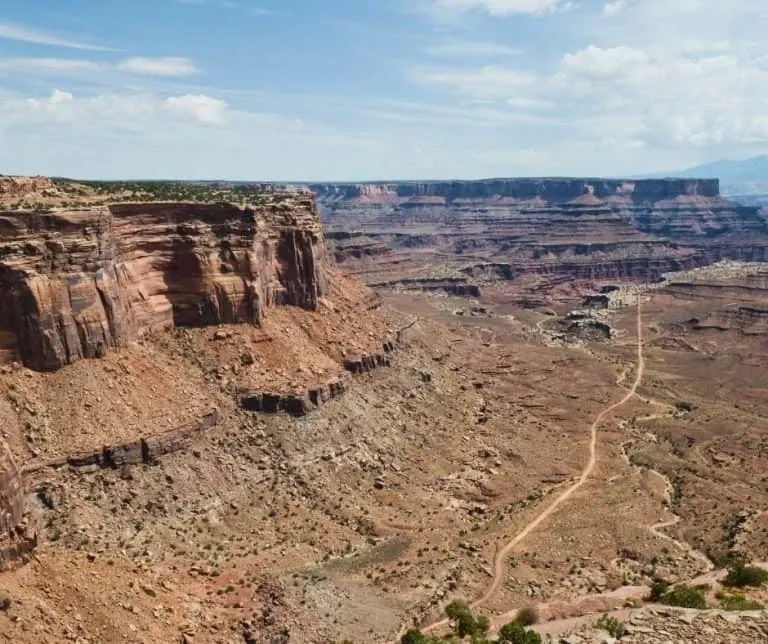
[498,620,542,644]
[401,629,427,644]
[515,606,539,626]
[445,601,490,639]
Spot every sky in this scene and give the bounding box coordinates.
[0,0,767,180]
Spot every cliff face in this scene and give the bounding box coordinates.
[314,178,768,295]
[0,196,328,371]
[311,178,720,203]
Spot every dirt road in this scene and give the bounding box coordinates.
[419,294,645,636]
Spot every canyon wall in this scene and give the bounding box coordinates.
[314,178,768,296]
[311,178,720,203]
[0,195,328,371]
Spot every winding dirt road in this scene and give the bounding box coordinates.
[419,293,645,636]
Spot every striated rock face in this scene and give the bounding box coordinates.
[661,267,768,334]
[24,410,220,473]
[0,441,35,570]
[314,178,768,296]
[0,196,328,371]
[311,178,721,202]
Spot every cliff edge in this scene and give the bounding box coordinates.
[0,195,328,371]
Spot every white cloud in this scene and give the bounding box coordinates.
[0,22,114,51]
[116,57,198,76]
[507,97,552,110]
[410,65,537,98]
[601,0,626,16]
[561,45,650,78]
[0,58,100,73]
[165,94,228,124]
[425,41,520,57]
[430,0,568,16]
[558,44,768,146]
[0,56,200,78]
[0,89,228,128]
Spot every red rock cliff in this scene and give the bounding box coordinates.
[313,178,768,293]
[0,195,328,371]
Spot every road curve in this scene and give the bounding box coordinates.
[419,294,645,636]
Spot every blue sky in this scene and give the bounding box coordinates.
[0,0,767,180]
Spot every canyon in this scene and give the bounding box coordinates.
[315,178,768,303]
[0,176,767,643]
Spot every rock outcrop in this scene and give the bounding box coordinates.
[0,196,328,371]
[23,410,220,473]
[659,265,768,335]
[313,178,768,297]
[0,442,35,570]
[238,336,401,416]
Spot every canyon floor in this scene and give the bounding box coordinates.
[2,260,767,643]
[1,177,767,643]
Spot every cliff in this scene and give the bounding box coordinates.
[0,195,328,371]
[0,441,34,570]
[311,178,721,203]
[314,178,768,296]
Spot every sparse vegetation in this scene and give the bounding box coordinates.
[445,600,490,639]
[515,605,539,626]
[595,614,625,638]
[398,604,541,644]
[720,593,765,611]
[723,562,768,589]
[658,585,707,609]
[497,620,542,644]
[648,579,669,602]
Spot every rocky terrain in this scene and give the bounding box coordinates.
[543,606,768,643]
[315,178,768,304]
[0,176,767,643]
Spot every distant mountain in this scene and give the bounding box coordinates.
[646,155,768,195]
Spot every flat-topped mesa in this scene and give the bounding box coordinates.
[315,176,768,295]
[310,178,721,203]
[0,194,329,371]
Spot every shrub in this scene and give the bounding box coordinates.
[515,605,539,626]
[720,594,765,611]
[648,579,669,602]
[660,585,707,609]
[596,614,625,638]
[723,563,768,589]
[445,600,489,638]
[401,629,426,644]
[498,620,542,644]
[0,595,10,611]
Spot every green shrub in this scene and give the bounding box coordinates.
[720,594,765,611]
[498,620,542,644]
[648,579,669,602]
[445,600,489,639]
[401,629,426,644]
[515,606,539,626]
[596,614,625,638]
[0,595,10,611]
[660,585,707,609]
[723,563,768,589]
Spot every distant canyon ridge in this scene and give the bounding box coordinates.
[304,177,768,303]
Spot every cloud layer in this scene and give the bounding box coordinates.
[0,1,767,179]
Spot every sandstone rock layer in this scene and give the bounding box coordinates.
[314,178,768,294]
[0,197,328,370]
